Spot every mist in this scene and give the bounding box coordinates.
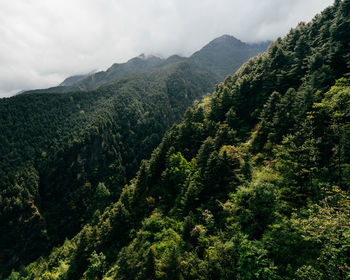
[0,0,334,97]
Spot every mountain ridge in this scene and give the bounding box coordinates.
[59,70,98,87]
[23,35,269,95]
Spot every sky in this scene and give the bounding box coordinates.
[0,0,334,98]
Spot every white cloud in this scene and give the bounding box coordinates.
[0,0,334,97]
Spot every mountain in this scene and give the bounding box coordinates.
[59,74,88,86]
[190,35,271,81]
[24,54,165,94]
[23,36,268,95]
[59,71,96,87]
[7,0,349,279]
[0,35,269,278]
[66,54,164,91]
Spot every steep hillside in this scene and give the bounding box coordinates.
[0,36,268,278]
[0,60,212,277]
[9,1,349,279]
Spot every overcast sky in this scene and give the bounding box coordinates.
[0,0,334,97]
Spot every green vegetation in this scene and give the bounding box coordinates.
[3,0,350,279]
[0,35,267,278]
[0,60,215,277]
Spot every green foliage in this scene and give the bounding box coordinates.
[292,188,350,279]
[5,1,350,279]
[228,178,280,238]
[1,33,268,276]
[87,182,112,216]
[0,55,218,276]
[160,247,183,280]
[83,251,107,280]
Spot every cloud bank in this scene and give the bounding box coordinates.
[0,0,334,97]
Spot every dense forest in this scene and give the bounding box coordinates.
[0,36,268,278]
[3,0,350,279]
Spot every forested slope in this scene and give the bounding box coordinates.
[7,1,350,279]
[0,59,212,277]
[0,37,268,278]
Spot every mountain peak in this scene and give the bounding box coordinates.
[190,34,270,81]
[193,34,249,56]
[128,53,162,63]
[209,34,242,44]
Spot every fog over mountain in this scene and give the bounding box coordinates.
[0,0,333,97]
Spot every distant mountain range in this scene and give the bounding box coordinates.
[24,35,270,94]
